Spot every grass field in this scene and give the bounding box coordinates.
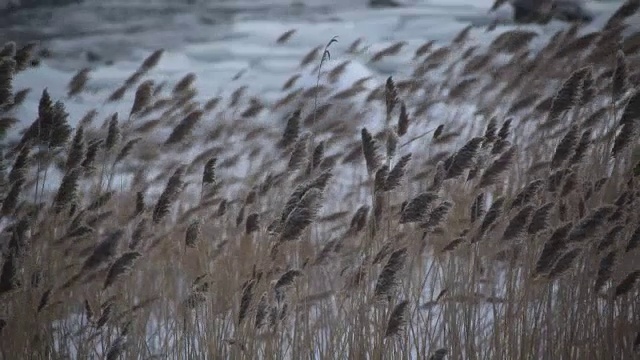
[1,1,640,359]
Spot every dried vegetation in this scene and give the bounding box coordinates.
[1,2,640,359]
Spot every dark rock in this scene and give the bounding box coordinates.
[369,0,403,8]
[2,0,83,12]
[86,50,101,63]
[511,0,593,24]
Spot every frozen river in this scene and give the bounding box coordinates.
[2,1,626,131]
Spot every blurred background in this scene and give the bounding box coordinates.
[0,0,629,133]
[0,0,625,69]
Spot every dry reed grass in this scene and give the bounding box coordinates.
[1,4,640,359]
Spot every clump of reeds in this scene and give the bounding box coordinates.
[1,5,640,357]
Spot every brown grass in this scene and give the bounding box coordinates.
[1,5,640,358]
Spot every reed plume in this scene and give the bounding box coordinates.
[384,153,412,191]
[67,68,90,98]
[361,127,383,174]
[475,197,505,242]
[614,270,640,298]
[104,251,142,289]
[375,248,407,300]
[605,0,640,29]
[165,110,203,145]
[129,80,154,118]
[428,349,448,360]
[398,103,409,136]
[535,223,572,276]
[528,202,554,235]
[502,205,535,241]
[445,137,484,179]
[421,201,453,232]
[53,168,80,214]
[400,192,438,224]
[596,225,624,253]
[594,250,617,293]
[548,248,582,279]
[279,188,324,242]
[185,219,201,248]
[619,90,640,127]
[612,50,628,102]
[152,166,186,224]
[385,77,398,119]
[625,225,640,253]
[547,67,591,123]
[478,146,515,188]
[567,206,616,243]
[385,300,410,338]
[551,126,579,169]
[0,58,15,107]
[82,230,123,272]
